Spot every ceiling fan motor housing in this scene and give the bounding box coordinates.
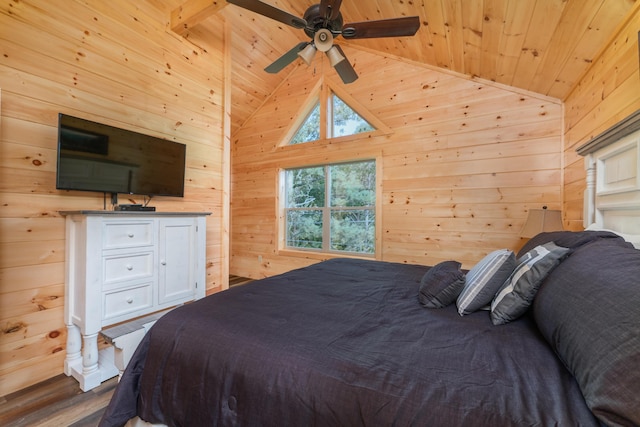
[303,4,343,38]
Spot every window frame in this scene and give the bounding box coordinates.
[279,159,380,258]
[277,79,392,150]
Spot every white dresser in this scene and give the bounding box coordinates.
[60,211,210,391]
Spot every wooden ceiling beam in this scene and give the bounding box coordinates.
[171,0,227,35]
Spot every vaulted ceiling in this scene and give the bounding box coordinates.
[156,0,637,131]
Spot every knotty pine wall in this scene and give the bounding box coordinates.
[231,49,563,279]
[563,3,640,229]
[0,1,226,395]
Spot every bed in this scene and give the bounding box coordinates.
[99,113,640,427]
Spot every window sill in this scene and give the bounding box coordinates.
[277,249,377,261]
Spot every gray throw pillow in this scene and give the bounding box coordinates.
[490,241,569,325]
[457,249,516,315]
[533,239,640,426]
[418,261,466,308]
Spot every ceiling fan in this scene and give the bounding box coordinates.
[227,0,421,84]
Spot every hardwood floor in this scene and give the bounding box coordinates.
[0,277,254,426]
[0,374,118,427]
[229,275,254,287]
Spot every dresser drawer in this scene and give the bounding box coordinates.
[103,252,153,286]
[103,284,153,322]
[103,221,153,249]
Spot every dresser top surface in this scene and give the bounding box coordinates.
[60,210,211,216]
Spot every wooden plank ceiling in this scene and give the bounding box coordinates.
[156,0,637,132]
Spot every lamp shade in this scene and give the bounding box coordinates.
[297,43,317,66]
[325,46,345,67]
[520,207,563,238]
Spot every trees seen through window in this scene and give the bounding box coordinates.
[284,161,376,255]
[290,92,375,145]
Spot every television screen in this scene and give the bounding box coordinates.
[56,114,186,197]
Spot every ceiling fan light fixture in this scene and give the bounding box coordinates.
[230,0,420,84]
[326,46,345,67]
[297,43,317,65]
[314,28,334,52]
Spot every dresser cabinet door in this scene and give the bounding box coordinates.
[158,218,198,304]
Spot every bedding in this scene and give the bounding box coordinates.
[533,238,640,426]
[515,229,629,258]
[100,256,605,427]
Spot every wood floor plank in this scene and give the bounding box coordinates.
[229,275,254,287]
[0,374,84,425]
[30,380,116,427]
[69,410,105,427]
[0,374,117,427]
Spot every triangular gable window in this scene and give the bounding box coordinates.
[291,101,321,145]
[331,94,375,138]
[283,79,390,146]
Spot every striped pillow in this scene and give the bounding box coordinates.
[490,242,569,325]
[457,249,516,315]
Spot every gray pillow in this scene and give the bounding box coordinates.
[490,241,569,325]
[516,230,626,258]
[457,249,515,315]
[418,261,466,308]
[533,239,640,426]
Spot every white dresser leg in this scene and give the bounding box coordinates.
[79,332,102,391]
[64,323,82,376]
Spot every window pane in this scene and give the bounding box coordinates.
[330,161,376,207]
[286,167,325,208]
[284,161,376,255]
[330,209,375,254]
[286,210,323,249]
[332,95,375,137]
[290,102,321,144]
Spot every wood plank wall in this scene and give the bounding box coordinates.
[0,0,226,396]
[563,3,640,229]
[231,49,563,279]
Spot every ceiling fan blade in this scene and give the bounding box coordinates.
[331,45,358,84]
[264,42,310,74]
[341,16,420,39]
[227,0,307,29]
[319,0,342,20]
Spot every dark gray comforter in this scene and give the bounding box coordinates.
[99,258,597,426]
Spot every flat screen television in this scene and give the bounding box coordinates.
[56,114,186,198]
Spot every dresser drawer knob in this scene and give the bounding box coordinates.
[161,260,167,266]
[128,233,134,238]
[126,265,133,271]
[126,297,133,304]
